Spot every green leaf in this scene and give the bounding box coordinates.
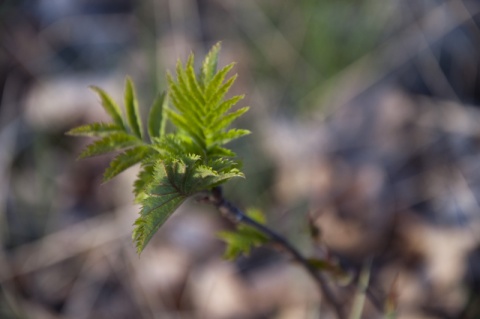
[201,42,221,86]
[210,129,251,145]
[185,54,206,105]
[90,86,124,128]
[133,164,155,203]
[242,208,266,224]
[174,60,206,116]
[69,43,252,254]
[217,208,269,260]
[204,95,244,126]
[168,71,206,121]
[133,157,197,253]
[66,122,123,137]
[124,77,143,139]
[133,155,244,253]
[208,157,241,173]
[217,230,261,260]
[132,156,196,253]
[148,91,167,140]
[209,106,250,132]
[153,134,203,158]
[166,109,206,150]
[211,95,244,121]
[207,145,236,158]
[133,193,186,253]
[166,48,248,155]
[205,63,235,102]
[78,132,141,158]
[194,165,244,189]
[103,146,154,182]
[207,74,238,112]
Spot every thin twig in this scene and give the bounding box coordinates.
[204,186,345,319]
[348,258,372,319]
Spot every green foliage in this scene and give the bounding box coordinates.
[133,164,155,203]
[89,86,125,128]
[167,49,250,157]
[133,154,244,252]
[103,146,154,182]
[217,208,269,260]
[67,123,124,137]
[124,77,143,139]
[147,92,167,139]
[68,43,250,254]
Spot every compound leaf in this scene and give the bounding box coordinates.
[133,154,244,253]
[70,43,251,254]
[133,190,186,253]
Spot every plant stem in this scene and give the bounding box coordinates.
[348,258,372,319]
[206,186,345,319]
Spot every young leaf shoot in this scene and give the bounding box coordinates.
[68,43,250,253]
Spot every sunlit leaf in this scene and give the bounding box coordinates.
[201,42,221,86]
[205,64,235,102]
[70,43,250,254]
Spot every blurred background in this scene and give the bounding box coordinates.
[1,0,480,318]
